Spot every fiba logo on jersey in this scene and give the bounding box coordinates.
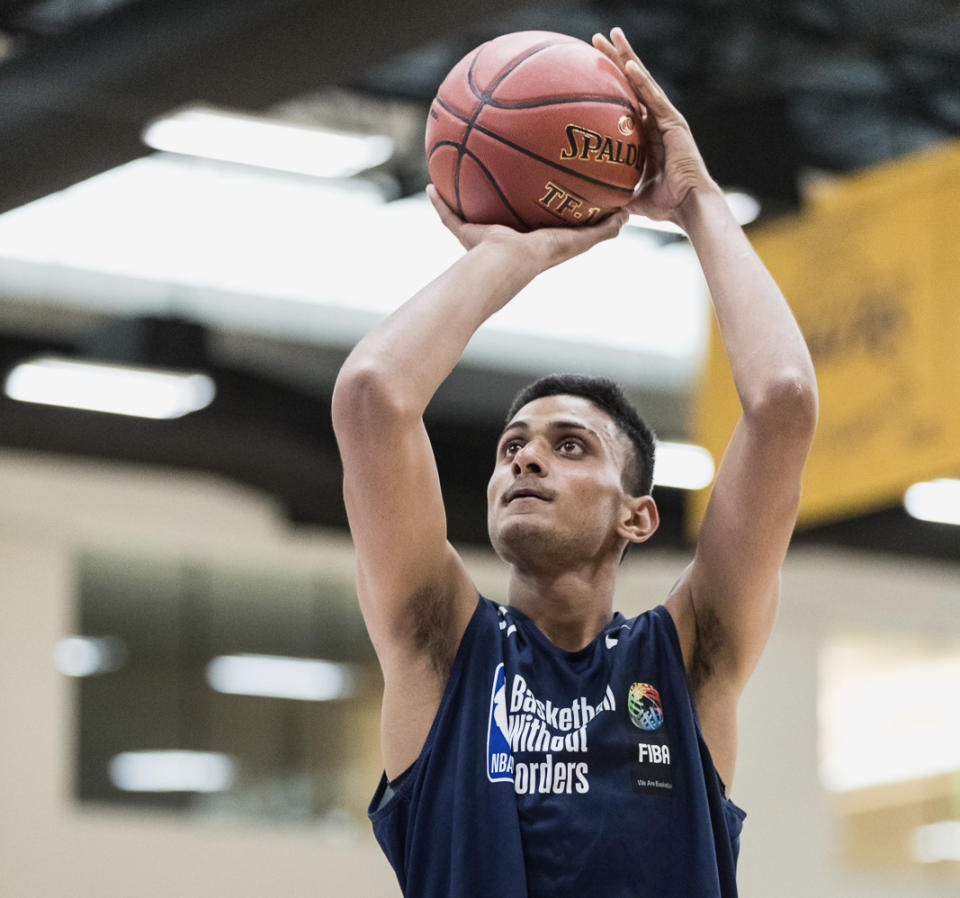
[627,682,663,731]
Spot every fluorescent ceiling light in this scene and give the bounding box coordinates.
[54,635,127,677]
[143,105,394,178]
[904,478,960,525]
[723,191,761,225]
[653,441,715,490]
[912,820,960,863]
[628,189,761,234]
[206,653,354,701]
[0,156,709,388]
[5,356,215,419]
[109,750,236,792]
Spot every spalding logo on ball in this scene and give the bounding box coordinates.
[425,31,645,230]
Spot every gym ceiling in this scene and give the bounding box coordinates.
[0,0,957,557]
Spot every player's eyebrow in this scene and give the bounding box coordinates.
[500,420,599,439]
[548,420,598,438]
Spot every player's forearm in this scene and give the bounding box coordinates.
[678,186,818,427]
[335,239,540,418]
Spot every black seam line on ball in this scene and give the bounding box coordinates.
[486,95,636,111]
[459,45,489,219]
[434,94,474,125]
[427,139,468,217]
[461,38,574,187]
[454,146,465,218]
[427,139,461,159]
[466,45,486,104]
[468,37,574,105]
[460,144,532,231]
[426,139,530,230]
[435,93,633,121]
[485,38,574,98]
[434,95,638,195]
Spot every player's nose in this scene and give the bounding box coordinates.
[511,439,549,476]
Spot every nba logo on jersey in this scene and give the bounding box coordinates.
[486,663,514,782]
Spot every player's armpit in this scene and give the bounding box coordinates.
[354,542,476,682]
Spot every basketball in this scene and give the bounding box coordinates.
[425,31,644,230]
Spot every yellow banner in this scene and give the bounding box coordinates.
[690,141,960,535]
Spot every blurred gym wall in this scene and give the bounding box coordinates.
[1,449,957,896]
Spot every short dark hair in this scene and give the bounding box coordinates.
[504,374,656,496]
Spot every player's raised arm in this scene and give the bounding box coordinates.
[332,189,626,771]
[594,27,817,770]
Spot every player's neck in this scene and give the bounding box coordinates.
[507,564,617,652]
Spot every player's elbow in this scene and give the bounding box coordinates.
[332,361,410,437]
[744,369,819,437]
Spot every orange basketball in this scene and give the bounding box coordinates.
[425,31,644,230]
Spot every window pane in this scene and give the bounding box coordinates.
[67,551,379,825]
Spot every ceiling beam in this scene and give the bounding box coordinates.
[0,0,541,213]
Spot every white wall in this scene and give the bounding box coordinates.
[733,549,959,898]
[0,451,399,898]
[0,448,957,896]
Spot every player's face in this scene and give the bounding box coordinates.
[486,394,638,569]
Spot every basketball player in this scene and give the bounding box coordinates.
[332,27,817,898]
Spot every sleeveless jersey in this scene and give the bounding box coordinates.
[369,595,746,897]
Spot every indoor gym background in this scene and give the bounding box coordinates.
[0,1,958,895]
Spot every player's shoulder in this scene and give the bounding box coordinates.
[613,603,683,653]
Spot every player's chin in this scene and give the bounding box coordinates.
[489,517,563,566]
[491,506,550,541]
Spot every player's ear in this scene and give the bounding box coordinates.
[617,494,659,545]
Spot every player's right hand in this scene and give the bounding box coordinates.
[592,27,722,227]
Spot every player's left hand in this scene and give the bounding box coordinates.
[592,27,721,225]
[427,184,628,272]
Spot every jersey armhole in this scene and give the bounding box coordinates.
[651,603,747,820]
[368,593,488,821]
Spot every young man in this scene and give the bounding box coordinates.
[332,27,817,898]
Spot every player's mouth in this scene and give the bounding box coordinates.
[505,485,555,504]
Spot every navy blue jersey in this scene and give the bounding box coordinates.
[369,596,746,897]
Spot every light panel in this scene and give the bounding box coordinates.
[653,441,715,490]
[109,750,236,792]
[206,653,354,701]
[904,478,960,526]
[142,105,394,178]
[54,636,127,677]
[912,820,960,863]
[0,155,710,390]
[5,356,215,419]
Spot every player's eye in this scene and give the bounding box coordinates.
[502,439,524,456]
[558,438,583,454]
